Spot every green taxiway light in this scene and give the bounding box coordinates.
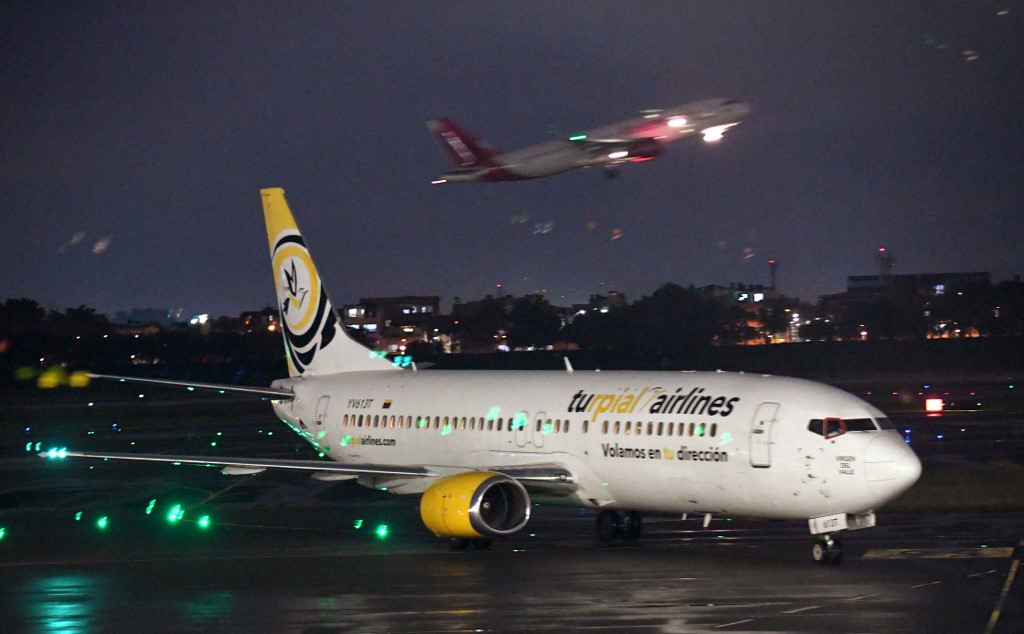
[568,133,587,141]
[75,511,83,521]
[375,524,389,539]
[96,516,109,530]
[197,515,211,529]
[145,499,156,515]
[353,519,364,530]
[168,504,185,523]
[0,526,5,540]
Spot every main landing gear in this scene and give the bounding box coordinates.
[811,534,843,564]
[596,510,642,542]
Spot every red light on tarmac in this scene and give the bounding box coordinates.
[925,398,944,413]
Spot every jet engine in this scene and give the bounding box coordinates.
[419,471,531,539]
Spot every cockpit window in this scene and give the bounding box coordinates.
[844,418,877,432]
[809,417,881,437]
[875,417,894,430]
[808,419,845,437]
[823,418,845,438]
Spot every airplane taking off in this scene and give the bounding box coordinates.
[427,98,751,183]
[45,188,920,563]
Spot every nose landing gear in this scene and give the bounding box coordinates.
[811,534,843,564]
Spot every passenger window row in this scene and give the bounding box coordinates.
[600,419,718,438]
[340,414,568,433]
[339,414,720,438]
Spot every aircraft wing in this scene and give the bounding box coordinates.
[486,464,574,483]
[40,448,575,493]
[574,135,640,145]
[572,136,663,163]
[87,373,294,399]
[484,463,578,497]
[40,449,436,477]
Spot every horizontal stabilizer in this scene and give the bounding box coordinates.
[87,373,293,399]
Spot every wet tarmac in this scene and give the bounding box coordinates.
[1,389,1022,632]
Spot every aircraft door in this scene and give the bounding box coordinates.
[315,396,330,431]
[532,411,547,449]
[749,402,779,468]
[513,411,529,448]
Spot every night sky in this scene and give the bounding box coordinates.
[3,2,1022,319]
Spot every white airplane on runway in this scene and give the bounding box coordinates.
[428,98,751,183]
[46,188,920,563]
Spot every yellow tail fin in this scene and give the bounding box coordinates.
[261,188,397,376]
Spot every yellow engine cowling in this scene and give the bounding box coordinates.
[419,471,531,539]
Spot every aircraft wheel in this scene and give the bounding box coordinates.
[623,512,643,541]
[596,510,623,542]
[812,536,843,564]
[812,540,830,564]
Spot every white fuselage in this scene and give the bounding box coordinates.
[271,370,920,521]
